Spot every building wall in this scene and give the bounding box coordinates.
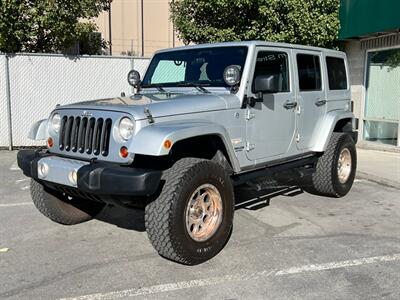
[95,0,184,57]
[345,33,400,147]
[344,40,365,123]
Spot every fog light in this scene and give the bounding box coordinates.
[119,146,129,158]
[37,162,49,178]
[68,170,78,186]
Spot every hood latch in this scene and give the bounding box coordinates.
[144,107,155,124]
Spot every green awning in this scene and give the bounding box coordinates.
[339,0,400,40]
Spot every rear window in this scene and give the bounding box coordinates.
[296,54,322,91]
[326,57,348,90]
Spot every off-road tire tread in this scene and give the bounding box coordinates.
[145,158,233,265]
[31,180,97,225]
[311,133,356,197]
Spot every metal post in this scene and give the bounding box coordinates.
[172,0,175,48]
[109,0,112,55]
[130,57,135,95]
[5,54,13,151]
[141,0,144,57]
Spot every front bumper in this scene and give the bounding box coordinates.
[17,150,162,197]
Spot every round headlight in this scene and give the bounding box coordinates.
[51,113,61,133]
[118,117,135,140]
[127,70,141,87]
[223,65,241,86]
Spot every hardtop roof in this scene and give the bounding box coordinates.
[155,40,345,56]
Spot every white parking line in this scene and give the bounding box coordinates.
[60,253,400,300]
[15,178,29,183]
[21,186,30,191]
[275,253,400,275]
[0,202,33,208]
[9,161,19,171]
[354,179,365,183]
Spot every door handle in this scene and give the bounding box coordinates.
[283,101,297,109]
[315,99,327,106]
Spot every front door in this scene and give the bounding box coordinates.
[293,50,326,149]
[246,48,296,161]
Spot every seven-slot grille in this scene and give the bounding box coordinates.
[59,116,112,157]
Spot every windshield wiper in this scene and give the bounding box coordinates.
[176,82,211,94]
[141,84,167,93]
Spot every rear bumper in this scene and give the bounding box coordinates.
[17,150,162,197]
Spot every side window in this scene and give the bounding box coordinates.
[151,60,186,84]
[326,57,348,90]
[296,54,322,91]
[252,51,290,93]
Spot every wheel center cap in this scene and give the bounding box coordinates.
[192,206,203,218]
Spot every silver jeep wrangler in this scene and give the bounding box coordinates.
[18,41,357,265]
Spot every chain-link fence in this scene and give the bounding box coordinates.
[0,53,150,148]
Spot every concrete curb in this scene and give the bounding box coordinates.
[356,171,400,190]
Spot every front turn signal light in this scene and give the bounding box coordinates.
[47,137,54,148]
[119,146,129,158]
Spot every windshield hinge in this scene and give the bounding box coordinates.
[246,110,256,120]
[246,142,255,152]
[144,107,155,124]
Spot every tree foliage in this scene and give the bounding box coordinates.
[0,0,110,54]
[171,0,340,48]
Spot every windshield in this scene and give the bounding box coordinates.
[142,46,248,88]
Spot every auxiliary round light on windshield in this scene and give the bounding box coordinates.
[223,65,241,86]
[127,70,141,87]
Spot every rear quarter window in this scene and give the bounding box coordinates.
[326,57,348,90]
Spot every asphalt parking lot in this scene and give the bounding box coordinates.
[1,150,400,300]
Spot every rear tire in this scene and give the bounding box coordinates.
[307,133,357,197]
[145,158,234,265]
[31,180,105,225]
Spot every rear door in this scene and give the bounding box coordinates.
[293,50,326,150]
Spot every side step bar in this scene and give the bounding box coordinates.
[232,155,318,187]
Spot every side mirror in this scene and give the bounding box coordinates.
[254,75,279,94]
[246,74,280,107]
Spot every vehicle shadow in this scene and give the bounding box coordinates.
[94,184,304,232]
[95,204,146,232]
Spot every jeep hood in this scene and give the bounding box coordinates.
[60,92,240,120]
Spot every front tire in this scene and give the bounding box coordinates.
[31,180,105,225]
[307,133,357,197]
[145,158,234,265]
